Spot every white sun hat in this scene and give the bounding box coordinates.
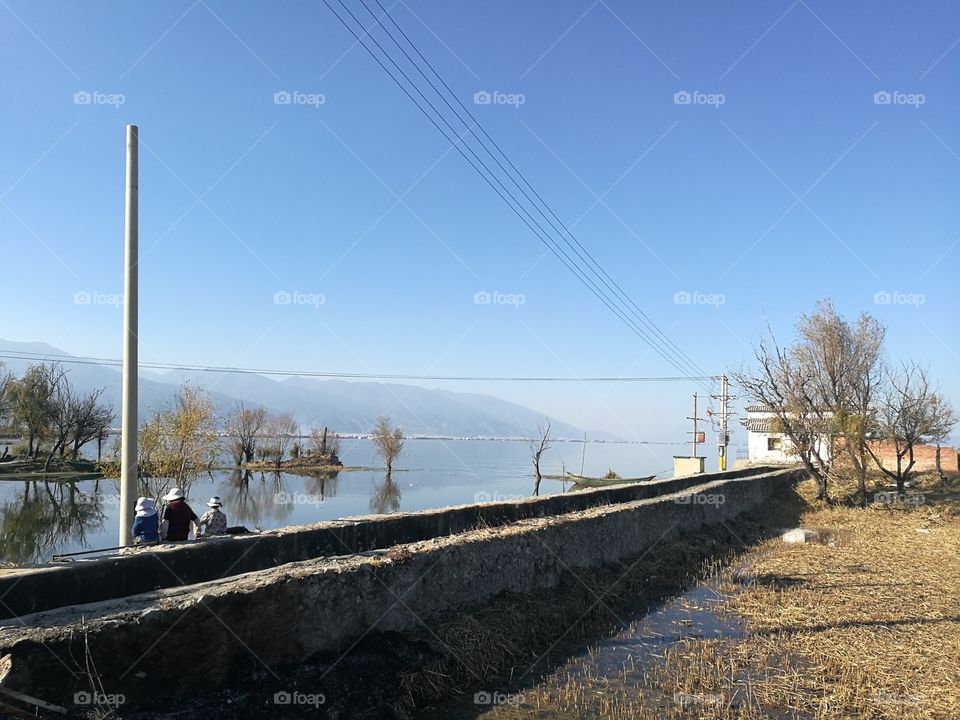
[135,497,157,517]
[206,496,222,508]
[162,487,184,501]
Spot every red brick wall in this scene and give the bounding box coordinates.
[866,440,959,474]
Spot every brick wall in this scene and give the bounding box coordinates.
[866,440,959,474]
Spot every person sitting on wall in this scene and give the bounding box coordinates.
[131,497,160,544]
[197,496,228,537]
[160,487,199,541]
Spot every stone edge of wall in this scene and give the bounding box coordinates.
[0,467,803,707]
[0,466,782,619]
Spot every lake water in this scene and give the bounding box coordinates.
[0,437,688,565]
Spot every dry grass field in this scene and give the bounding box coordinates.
[482,474,960,719]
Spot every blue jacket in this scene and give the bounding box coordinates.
[132,513,160,543]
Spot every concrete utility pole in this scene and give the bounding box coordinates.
[675,391,708,477]
[119,124,139,547]
[719,375,729,470]
[691,393,697,457]
[689,393,703,457]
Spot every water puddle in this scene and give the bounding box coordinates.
[434,572,753,719]
[558,577,747,680]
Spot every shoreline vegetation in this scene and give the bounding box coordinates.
[0,457,103,482]
[241,451,343,474]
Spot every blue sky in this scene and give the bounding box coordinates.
[1,0,958,443]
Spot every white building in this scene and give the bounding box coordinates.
[744,405,833,465]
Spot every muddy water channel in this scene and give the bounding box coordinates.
[437,564,760,720]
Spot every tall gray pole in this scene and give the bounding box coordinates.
[691,392,698,458]
[119,124,139,547]
[719,375,729,471]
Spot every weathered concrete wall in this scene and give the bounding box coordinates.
[0,467,803,708]
[0,465,778,619]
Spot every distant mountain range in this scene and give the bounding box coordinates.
[0,339,612,440]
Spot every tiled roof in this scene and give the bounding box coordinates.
[746,418,777,433]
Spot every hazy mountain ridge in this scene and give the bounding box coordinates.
[0,339,611,439]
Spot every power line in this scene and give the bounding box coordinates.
[362,0,712,384]
[336,0,707,385]
[0,350,715,383]
[326,0,683,374]
[322,0,713,391]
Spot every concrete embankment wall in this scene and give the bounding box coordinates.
[0,467,803,708]
[0,466,776,619]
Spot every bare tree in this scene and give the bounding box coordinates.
[67,388,114,460]
[0,362,10,428]
[865,363,957,494]
[223,402,267,465]
[530,421,552,496]
[732,301,884,502]
[371,416,404,474]
[43,377,75,471]
[797,301,885,503]
[309,426,341,460]
[264,413,299,469]
[7,363,66,459]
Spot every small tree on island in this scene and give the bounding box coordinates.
[371,416,404,474]
[265,413,299,469]
[530,421,551,496]
[309,426,341,460]
[223,402,267,465]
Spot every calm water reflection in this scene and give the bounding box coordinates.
[370,473,401,515]
[0,437,684,565]
[0,479,107,564]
